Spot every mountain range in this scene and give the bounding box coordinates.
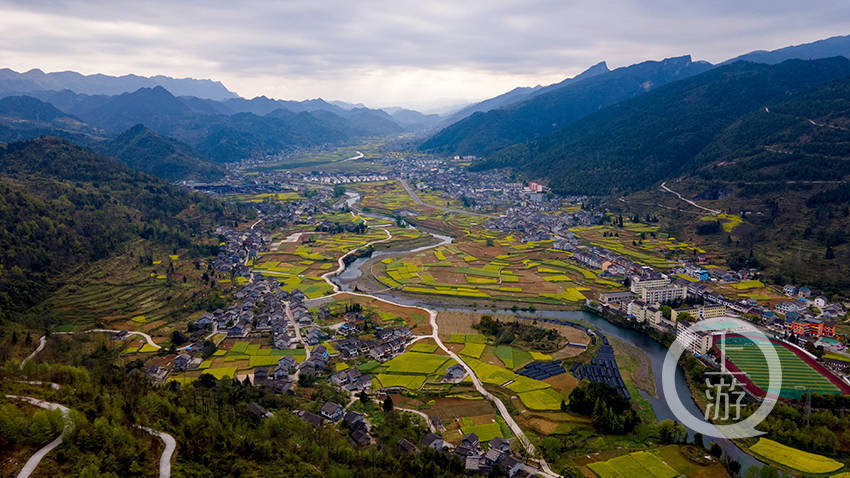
[0,68,238,100]
[420,56,713,155]
[0,84,431,174]
[3,33,850,189]
[474,57,850,194]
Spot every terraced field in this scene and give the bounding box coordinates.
[374,239,606,305]
[168,340,306,384]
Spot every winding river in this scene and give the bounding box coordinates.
[331,198,763,473]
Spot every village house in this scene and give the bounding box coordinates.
[320,402,345,422]
[421,433,445,450]
[444,364,466,381]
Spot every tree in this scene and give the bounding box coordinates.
[657,419,687,444]
[693,431,704,449]
[359,390,370,405]
[541,437,563,462]
[333,185,346,197]
[708,442,723,457]
[382,395,394,413]
[825,246,835,259]
[171,330,187,346]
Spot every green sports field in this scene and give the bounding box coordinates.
[721,336,842,399]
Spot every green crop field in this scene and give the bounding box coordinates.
[722,337,842,399]
[731,280,765,290]
[529,351,552,361]
[375,373,426,390]
[588,450,679,478]
[749,438,843,474]
[495,345,532,369]
[206,367,239,380]
[506,376,549,393]
[517,388,564,411]
[409,343,438,353]
[460,343,486,358]
[384,352,450,374]
[461,422,503,442]
[449,333,487,344]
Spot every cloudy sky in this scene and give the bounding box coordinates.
[1,0,848,111]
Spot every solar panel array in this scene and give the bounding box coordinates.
[517,360,566,380]
[573,333,631,399]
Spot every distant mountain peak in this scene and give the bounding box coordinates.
[722,34,850,66]
[0,68,239,101]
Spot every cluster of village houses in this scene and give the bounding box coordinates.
[599,272,847,360]
[169,256,548,476]
[184,158,849,473]
[296,401,543,477]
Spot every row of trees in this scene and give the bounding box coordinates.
[474,315,563,352]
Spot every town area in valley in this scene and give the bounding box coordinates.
[4,16,850,477]
[6,141,849,478]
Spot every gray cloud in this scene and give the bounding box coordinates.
[1,0,848,110]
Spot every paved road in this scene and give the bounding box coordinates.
[313,291,558,477]
[659,181,721,215]
[285,301,310,358]
[19,336,47,370]
[21,329,160,370]
[136,425,176,478]
[397,407,437,433]
[426,311,559,477]
[312,190,557,476]
[7,395,72,478]
[343,151,364,162]
[398,179,500,219]
[11,380,61,390]
[87,329,160,348]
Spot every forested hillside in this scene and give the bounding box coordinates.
[102,125,225,182]
[0,138,232,321]
[419,56,711,156]
[476,57,850,195]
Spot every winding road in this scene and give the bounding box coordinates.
[398,179,500,219]
[310,210,558,477]
[19,336,47,370]
[397,407,437,433]
[136,425,176,478]
[343,151,364,162]
[20,329,160,370]
[7,395,72,478]
[659,181,721,215]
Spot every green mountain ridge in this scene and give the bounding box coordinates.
[419,55,712,156]
[0,137,230,320]
[475,57,850,195]
[102,124,225,182]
